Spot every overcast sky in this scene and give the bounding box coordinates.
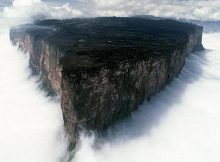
[4,0,220,21]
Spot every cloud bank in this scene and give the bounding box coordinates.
[3,0,220,21]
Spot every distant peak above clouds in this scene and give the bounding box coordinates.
[4,0,220,21]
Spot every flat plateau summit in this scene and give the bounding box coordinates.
[10,17,203,148]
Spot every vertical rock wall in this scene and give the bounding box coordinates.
[10,31,63,95]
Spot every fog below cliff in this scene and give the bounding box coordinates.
[0,27,68,162]
[1,0,220,162]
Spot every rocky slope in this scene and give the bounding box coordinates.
[10,17,204,148]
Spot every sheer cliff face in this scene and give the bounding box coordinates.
[10,17,204,147]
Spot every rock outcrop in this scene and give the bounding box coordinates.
[10,17,204,148]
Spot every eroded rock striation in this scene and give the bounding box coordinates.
[10,17,204,147]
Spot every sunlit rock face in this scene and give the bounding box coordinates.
[10,17,204,148]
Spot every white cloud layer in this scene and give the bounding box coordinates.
[3,0,220,21]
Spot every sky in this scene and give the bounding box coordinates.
[2,0,220,21]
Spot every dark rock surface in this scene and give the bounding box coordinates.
[135,15,220,33]
[10,17,204,148]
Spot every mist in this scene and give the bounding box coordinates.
[0,0,220,162]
